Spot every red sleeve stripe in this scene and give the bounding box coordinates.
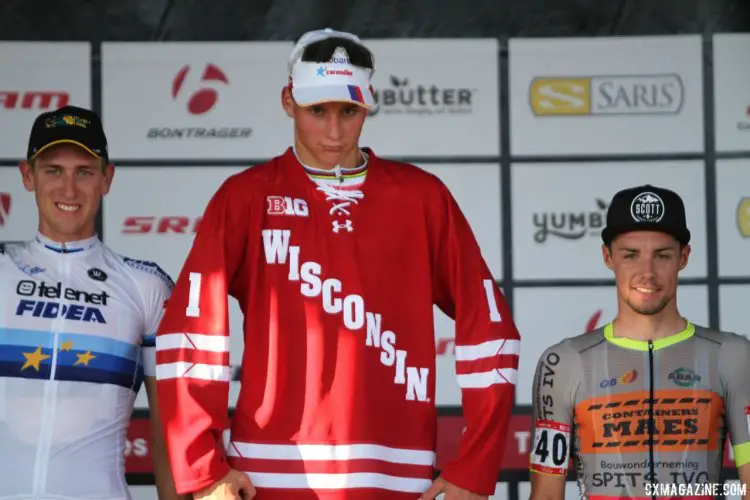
[454,338,519,361]
[224,441,435,493]
[456,368,517,388]
[156,333,229,353]
[455,354,518,375]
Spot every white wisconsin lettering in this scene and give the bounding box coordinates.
[288,246,301,281]
[300,262,322,297]
[380,331,396,366]
[365,312,382,348]
[262,229,291,264]
[406,367,429,401]
[322,278,343,314]
[262,229,430,402]
[343,295,365,330]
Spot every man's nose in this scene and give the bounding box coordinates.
[325,114,343,140]
[60,173,78,198]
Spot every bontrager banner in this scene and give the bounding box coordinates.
[101,42,294,160]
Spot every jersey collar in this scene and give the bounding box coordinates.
[33,232,100,254]
[603,320,695,351]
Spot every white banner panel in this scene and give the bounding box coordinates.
[418,163,502,278]
[511,160,707,280]
[0,167,40,244]
[720,284,750,336]
[513,285,709,405]
[101,42,293,160]
[509,35,703,156]
[0,42,91,159]
[713,34,750,153]
[716,159,750,277]
[359,39,500,157]
[102,166,247,408]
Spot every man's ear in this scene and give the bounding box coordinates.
[602,243,614,271]
[19,160,35,192]
[101,162,115,196]
[281,87,295,118]
[679,244,691,270]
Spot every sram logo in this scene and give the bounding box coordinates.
[122,216,202,234]
[267,196,309,217]
[0,91,70,110]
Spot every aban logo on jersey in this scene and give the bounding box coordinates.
[146,63,253,141]
[529,74,684,116]
[15,280,110,323]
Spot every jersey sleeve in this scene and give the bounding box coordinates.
[134,261,174,378]
[529,342,578,477]
[430,181,521,495]
[155,176,249,494]
[719,332,750,467]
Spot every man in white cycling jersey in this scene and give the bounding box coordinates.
[0,106,185,500]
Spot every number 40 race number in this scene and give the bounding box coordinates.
[530,420,571,476]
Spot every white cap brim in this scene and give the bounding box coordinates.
[291,84,374,108]
[289,59,374,108]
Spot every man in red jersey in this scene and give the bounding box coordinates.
[155,28,521,500]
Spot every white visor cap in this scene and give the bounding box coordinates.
[288,28,375,108]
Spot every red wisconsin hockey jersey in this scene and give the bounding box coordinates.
[155,147,521,499]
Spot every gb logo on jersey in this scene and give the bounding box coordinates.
[266,196,309,217]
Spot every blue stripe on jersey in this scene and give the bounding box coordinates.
[58,332,140,361]
[0,360,51,380]
[142,334,156,348]
[0,328,54,349]
[0,327,144,391]
[55,365,141,390]
[0,328,140,361]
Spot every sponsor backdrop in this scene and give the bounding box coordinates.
[0,32,749,498]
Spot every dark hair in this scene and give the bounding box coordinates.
[300,36,374,69]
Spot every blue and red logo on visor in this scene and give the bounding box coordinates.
[348,85,365,103]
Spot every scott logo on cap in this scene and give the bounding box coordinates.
[630,192,665,223]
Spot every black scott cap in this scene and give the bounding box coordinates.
[601,184,691,246]
[27,106,108,162]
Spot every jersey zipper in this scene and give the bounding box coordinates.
[647,340,656,500]
[32,244,67,497]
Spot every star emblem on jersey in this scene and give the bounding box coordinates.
[74,350,97,367]
[630,191,665,223]
[21,345,51,371]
